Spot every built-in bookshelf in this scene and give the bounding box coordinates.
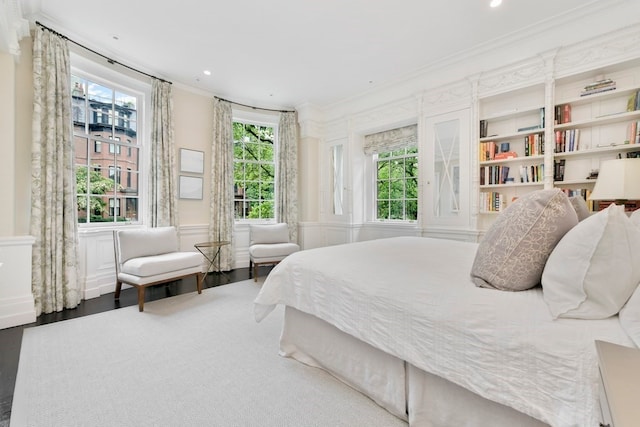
[477,84,546,216]
[477,59,640,227]
[552,63,640,202]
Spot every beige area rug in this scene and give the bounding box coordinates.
[11,280,407,427]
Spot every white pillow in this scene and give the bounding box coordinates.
[620,285,640,347]
[542,204,640,319]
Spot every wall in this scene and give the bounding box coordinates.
[298,2,640,249]
[0,38,36,328]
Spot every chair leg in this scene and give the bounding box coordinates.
[196,272,203,294]
[115,280,122,299]
[137,287,145,312]
[254,262,258,282]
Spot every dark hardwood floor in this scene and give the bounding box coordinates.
[0,267,264,426]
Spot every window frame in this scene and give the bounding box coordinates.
[231,109,279,224]
[71,53,150,228]
[372,146,419,223]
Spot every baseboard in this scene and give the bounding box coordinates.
[0,295,36,329]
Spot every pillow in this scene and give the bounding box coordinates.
[471,189,578,291]
[541,204,640,319]
[620,284,640,347]
[250,223,290,244]
[569,196,591,221]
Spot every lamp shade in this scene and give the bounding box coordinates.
[590,158,640,201]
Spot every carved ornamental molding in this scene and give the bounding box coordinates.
[0,0,30,57]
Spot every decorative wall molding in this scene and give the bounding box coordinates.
[477,58,546,98]
[421,80,472,115]
[0,235,36,329]
[348,97,418,135]
[0,0,30,57]
[555,24,640,79]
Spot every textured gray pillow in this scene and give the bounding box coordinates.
[471,189,578,291]
[569,196,591,221]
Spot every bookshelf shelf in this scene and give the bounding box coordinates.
[479,129,544,143]
[554,110,640,131]
[556,85,640,107]
[554,179,596,186]
[479,182,543,189]
[480,105,545,122]
[553,143,640,159]
[479,155,544,166]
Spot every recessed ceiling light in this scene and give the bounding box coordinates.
[490,0,502,7]
[203,70,212,76]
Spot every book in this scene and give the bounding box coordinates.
[479,120,488,138]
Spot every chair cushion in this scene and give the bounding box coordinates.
[249,242,300,261]
[121,251,202,277]
[116,227,179,264]
[250,223,290,244]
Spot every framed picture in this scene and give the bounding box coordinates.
[180,148,204,174]
[179,176,203,200]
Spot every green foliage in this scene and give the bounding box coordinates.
[76,165,120,215]
[375,147,419,221]
[233,122,276,219]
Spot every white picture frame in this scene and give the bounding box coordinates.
[180,148,204,174]
[179,176,203,200]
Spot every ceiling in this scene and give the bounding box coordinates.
[15,0,618,109]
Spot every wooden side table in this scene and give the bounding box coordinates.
[194,241,230,278]
[595,340,640,427]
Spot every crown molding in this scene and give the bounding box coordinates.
[0,0,30,57]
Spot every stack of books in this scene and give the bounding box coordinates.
[580,78,616,97]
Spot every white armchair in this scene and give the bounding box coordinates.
[249,223,300,282]
[113,226,204,311]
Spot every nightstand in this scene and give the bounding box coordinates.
[595,340,640,427]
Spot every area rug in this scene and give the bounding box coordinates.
[11,280,407,427]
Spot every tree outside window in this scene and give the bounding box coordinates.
[375,147,418,221]
[233,121,275,220]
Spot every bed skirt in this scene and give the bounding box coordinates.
[280,306,549,427]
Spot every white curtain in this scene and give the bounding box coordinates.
[209,99,234,271]
[30,26,82,315]
[149,79,179,227]
[276,111,299,243]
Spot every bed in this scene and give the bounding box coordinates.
[254,233,638,426]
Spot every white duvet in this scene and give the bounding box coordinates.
[254,236,634,427]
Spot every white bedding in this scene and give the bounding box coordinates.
[254,236,634,427]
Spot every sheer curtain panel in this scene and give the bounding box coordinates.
[150,79,179,227]
[209,99,234,271]
[30,26,82,315]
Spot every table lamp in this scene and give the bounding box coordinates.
[589,158,640,208]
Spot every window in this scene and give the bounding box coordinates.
[72,74,141,224]
[375,147,418,221]
[233,121,275,220]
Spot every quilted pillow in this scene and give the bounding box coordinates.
[542,204,640,319]
[569,196,591,221]
[471,189,578,291]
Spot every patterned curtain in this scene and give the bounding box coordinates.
[364,124,417,155]
[209,99,234,271]
[276,111,299,243]
[30,27,82,316]
[149,79,179,227]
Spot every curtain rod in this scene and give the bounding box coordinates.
[214,96,294,114]
[35,21,172,85]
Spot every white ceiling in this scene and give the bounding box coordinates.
[15,0,625,109]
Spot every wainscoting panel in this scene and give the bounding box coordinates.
[0,236,36,329]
